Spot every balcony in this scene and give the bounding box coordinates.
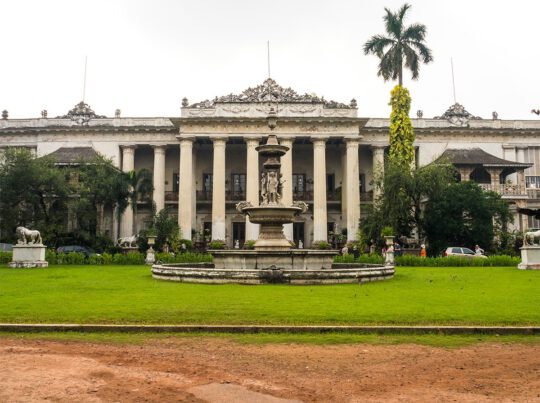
[477,183,527,198]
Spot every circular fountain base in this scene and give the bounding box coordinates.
[151,250,394,285]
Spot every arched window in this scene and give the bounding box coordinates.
[469,167,491,184]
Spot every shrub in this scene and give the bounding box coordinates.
[112,251,145,265]
[208,240,226,250]
[243,240,256,250]
[333,253,384,264]
[381,226,393,237]
[394,254,520,267]
[312,241,331,250]
[46,250,58,264]
[178,239,193,251]
[155,252,213,263]
[0,251,12,264]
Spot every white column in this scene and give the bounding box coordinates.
[245,137,260,240]
[372,146,385,201]
[312,137,328,241]
[516,146,528,197]
[346,138,360,242]
[280,137,294,241]
[120,145,135,237]
[178,137,194,240]
[212,137,227,241]
[152,145,166,212]
[341,144,347,227]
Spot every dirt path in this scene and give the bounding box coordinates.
[0,337,539,402]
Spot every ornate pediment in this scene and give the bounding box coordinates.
[434,103,482,126]
[189,78,354,109]
[57,101,106,125]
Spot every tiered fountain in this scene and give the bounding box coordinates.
[152,109,394,284]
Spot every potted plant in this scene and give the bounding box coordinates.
[381,226,394,246]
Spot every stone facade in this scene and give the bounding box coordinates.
[2,82,540,247]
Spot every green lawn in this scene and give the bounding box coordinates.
[0,265,538,326]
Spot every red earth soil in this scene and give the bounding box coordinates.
[0,337,539,402]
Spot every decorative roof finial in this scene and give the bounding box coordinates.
[1,110,8,120]
[41,110,48,118]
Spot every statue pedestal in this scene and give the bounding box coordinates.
[9,244,48,268]
[518,246,540,270]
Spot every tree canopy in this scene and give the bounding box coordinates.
[363,3,433,85]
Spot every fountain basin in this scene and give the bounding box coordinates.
[151,261,395,285]
[241,206,303,250]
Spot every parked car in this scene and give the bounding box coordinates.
[442,247,487,259]
[0,243,13,252]
[56,245,99,257]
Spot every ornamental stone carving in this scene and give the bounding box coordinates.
[57,101,106,125]
[188,78,353,109]
[434,103,482,126]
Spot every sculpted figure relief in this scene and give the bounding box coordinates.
[16,226,43,245]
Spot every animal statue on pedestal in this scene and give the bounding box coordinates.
[117,234,138,248]
[15,226,42,245]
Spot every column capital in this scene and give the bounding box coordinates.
[502,144,516,150]
[245,136,261,146]
[345,136,360,147]
[370,143,387,150]
[211,136,228,145]
[152,144,167,153]
[516,145,529,150]
[120,144,137,151]
[278,137,294,146]
[176,135,195,143]
[310,136,329,144]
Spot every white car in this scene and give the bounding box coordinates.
[443,247,487,259]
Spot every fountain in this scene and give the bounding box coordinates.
[152,109,394,284]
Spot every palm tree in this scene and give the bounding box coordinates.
[364,3,433,86]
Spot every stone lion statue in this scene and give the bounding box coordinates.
[15,226,43,245]
[117,234,138,248]
[524,229,540,246]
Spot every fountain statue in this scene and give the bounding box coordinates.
[151,108,394,284]
[235,108,308,251]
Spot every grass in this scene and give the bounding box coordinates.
[0,331,539,348]
[0,265,539,326]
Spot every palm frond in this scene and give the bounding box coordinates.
[383,7,402,39]
[402,23,427,42]
[403,45,420,80]
[363,35,395,57]
[409,40,433,63]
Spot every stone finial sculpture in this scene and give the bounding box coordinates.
[41,110,48,118]
[416,110,423,118]
[2,110,8,120]
[492,111,498,120]
[15,226,43,245]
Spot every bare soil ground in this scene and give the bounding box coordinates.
[0,337,539,402]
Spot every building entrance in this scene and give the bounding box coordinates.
[293,222,304,247]
[232,222,245,247]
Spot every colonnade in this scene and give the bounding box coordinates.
[119,137,372,243]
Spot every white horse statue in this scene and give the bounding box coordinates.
[524,229,540,246]
[15,226,43,245]
[117,234,138,248]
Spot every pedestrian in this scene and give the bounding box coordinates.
[420,244,426,258]
[352,245,360,259]
[394,242,402,257]
[475,244,484,256]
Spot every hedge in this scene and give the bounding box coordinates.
[334,253,520,267]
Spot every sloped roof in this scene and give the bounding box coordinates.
[46,147,100,164]
[435,148,532,168]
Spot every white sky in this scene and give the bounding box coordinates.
[1,0,539,120]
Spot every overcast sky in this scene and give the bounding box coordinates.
[1,0,539,120]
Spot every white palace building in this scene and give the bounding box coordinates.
[1,78,540,247]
